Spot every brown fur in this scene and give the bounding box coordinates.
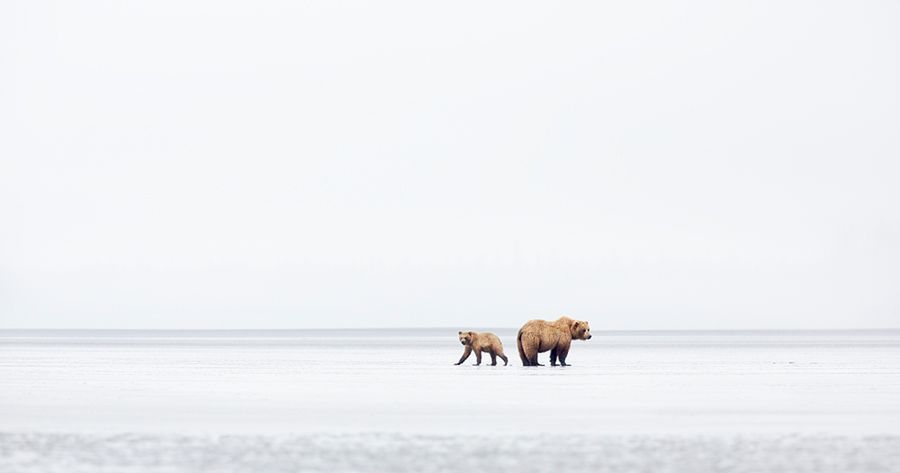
[516,316,591,366]
[455,331,508,366]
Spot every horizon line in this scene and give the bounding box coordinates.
[1,327,899,332]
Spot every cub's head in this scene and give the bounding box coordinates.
[458,331,475,346]
[570,320,592,341]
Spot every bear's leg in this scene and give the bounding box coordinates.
[518,347,531,366]
[550,348,559,366]
[526,346,542,366]
[517,334,529,366]
[474,351,482,366]
[499,352,508,366]
[558,345,571,366]
[519,336,542,366]
[489,350,498,366]
[455,346,472,365]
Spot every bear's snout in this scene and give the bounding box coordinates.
[587,334,592,340]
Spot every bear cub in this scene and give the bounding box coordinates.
[455,331,508,366]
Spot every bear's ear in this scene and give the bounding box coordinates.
[458,331,463,334]
[468,331,475,336]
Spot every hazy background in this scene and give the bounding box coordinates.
[1,0,898,330]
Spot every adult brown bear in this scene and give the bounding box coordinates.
[517,316,591,366]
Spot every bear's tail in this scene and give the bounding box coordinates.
[517,329,528,366]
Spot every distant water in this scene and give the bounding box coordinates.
[2,329,899,472]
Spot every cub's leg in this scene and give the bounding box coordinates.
[489,349,498,366]
[498,351,508,366]
[550,348,559,366]
[455,346,472,365]
[474,350,482,366]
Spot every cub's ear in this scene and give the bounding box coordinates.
[468,331,475,336]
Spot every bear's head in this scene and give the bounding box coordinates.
[570,320,592,340]
[458,331,475,346]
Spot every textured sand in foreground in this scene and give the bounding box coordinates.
[3,432,899,473]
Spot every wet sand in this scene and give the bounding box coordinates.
[2,329,899,472]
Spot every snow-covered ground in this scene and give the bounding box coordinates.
[2,329,899,472]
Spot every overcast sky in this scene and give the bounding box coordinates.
[1,0,899,330]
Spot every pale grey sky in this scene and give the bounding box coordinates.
[1,1,899,329]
